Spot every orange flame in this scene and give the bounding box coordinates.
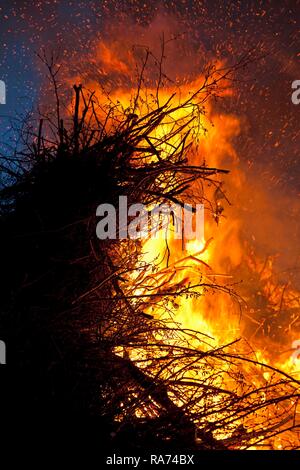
[64,40,300,448]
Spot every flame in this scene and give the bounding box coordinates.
[95,42,132,75]
[64,40,300,449]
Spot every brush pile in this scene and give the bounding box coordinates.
[0,53,299,451]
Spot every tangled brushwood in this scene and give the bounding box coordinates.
[0,49,299,450]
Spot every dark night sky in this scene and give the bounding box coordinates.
[0,0,299,273]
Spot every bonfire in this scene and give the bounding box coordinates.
[0,43,299,451]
